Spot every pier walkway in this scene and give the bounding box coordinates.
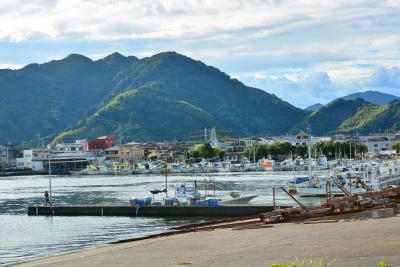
[28,204,284,217]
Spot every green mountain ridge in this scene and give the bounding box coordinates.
[339,100,400,134]
[0,51,307,143]
[56,52,307,142]
[294,98,374,135]
[296,98,400,135]
[1,51,400,143]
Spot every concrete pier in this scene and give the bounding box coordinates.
[28,205,286,217]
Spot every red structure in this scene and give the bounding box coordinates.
[87,135,116,150]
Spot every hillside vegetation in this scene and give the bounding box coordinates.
[0,51,307,143]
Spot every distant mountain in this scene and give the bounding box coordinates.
[305,103,323,112]
[0,51,307,143]
[55,52,307,142]
[296,97,400,135]
[340,90,399,105]
[294,98,373,135]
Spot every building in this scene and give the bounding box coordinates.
[104,146,120,162]
[30,143,94,173]
[120,142,145,163]
[274,132,331,146]
[0,144,25,169]
[31,149,50,172]
[142,143,170,159]
[53,141,86,153]
[16,150,33,169]
[355,136,393,155]
[87,135,115,150]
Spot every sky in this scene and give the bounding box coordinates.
[1,0,400,108]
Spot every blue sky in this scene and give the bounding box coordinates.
[1,0,400,108]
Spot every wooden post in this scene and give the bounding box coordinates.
[272,187,276,209]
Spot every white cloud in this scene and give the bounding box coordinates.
[0,63,23,70]
[1,0,400,108]
[239,66,400,108]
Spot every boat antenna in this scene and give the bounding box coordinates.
[307,118,312,180]
[165,159,168,198]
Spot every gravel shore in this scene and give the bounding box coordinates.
[13,216,400,267]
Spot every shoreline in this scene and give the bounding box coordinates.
[11,215,400,267]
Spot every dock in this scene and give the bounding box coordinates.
[27,204,286,217]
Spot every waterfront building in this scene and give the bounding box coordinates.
[0,144,26,169]
[87,135,115,150]
[104,146,120,162]
[53,141,86,153]
[120,142,145,163]
[16,150,33,169]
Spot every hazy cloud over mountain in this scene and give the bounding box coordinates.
[238,67,400,108]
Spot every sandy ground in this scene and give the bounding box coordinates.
[13,216,400,267]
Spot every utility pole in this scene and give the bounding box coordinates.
[307,119,312,180]
[47,144,52,204]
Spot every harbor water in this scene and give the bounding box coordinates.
[0,172,322,265]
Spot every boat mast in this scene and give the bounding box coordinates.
[307,120,312,179]
[165,161,168,198]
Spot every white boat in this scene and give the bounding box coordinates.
[168,163,182,173]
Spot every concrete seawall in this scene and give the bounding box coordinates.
[28,205,287,217]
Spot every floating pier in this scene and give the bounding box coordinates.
[28,204,287,217]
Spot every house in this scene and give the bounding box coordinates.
[120,142,145,163]
[395,131,400,140]
[88,135,115,150]
[223,152,244,163]
[142,143,169,159]
[355,136,392,155]
[104,146,120,162]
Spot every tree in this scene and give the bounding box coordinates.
[391,142,400,154]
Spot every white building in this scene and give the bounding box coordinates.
[16,150,33,169]
[53,141,85,153]
[31,149,49,172]
[274,132,331,146]
[355,136,394,155]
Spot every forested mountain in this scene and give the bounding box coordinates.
[0,52,137,143]
[339,100,400,134]
[294,98,373,135]
[2,50,399,143]
[0,51,307,143]
[296,98,400,135]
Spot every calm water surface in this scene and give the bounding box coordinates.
[0,172,321,265]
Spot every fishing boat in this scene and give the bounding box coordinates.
[297,175,369,197]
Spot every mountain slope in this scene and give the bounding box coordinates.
[294,98,373,135]
[1,51,307,143]
[54,82,218,142]
[56,52,307,141]
[0,53,138,143]
[340,90,399,105]
[339,100,400,133]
